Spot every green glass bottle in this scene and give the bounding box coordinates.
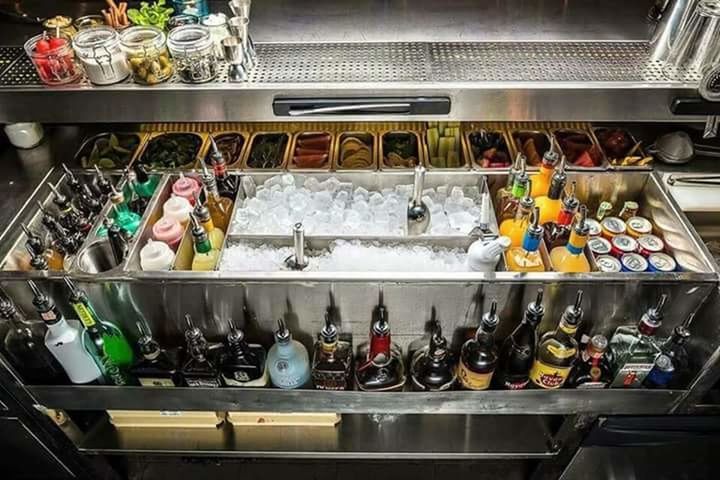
[63,277,134,384]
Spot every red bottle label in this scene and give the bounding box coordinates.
[368,333,391,362]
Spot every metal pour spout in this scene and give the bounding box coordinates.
[407,165,430,236]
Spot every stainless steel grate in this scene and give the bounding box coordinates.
[0,53,40,86]
[0,46,23,78]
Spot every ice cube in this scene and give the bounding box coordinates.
[304,176,321,192]
[338,182,353,196]
[256,187,271,202]
[381,187,394,196]
[270,184,282,194]
[369,192,384,206]
[335,190,349,204]
[437,185,448,195]
[280,173,295,187]
[421,195,435,210]
[463,186,480,200]
[450,186,464,201]
[422,188,437,201]
[241,176,256,198]
[395,184,413,198]
[264,175,282,189]
[461,197,475,209]
[319,177,341,193]
[448,211,476,233]
[313,190,333,209]
[353,186,369,200]
[352,199,369,214]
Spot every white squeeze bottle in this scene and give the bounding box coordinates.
[467,236,512,272]
[28,281,103,384]
[162,195,193,225]
[140,239,175,271]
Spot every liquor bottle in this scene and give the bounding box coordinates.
[505,206,546,272]
[28,281,103,384]
[181,314,223,388]
[267,318,311,389]
[93,166,114,199]
[64,277,134,382]
[21,224,64,271]
[643,325,691,389]
[311,312,353,390]
[26,244,49,271]
[530,150,559,198]
[190,213,220,271]
[130,322,181,387]
[457,300,499,390]
[535,156,567,225]
[219,319,268,387]
[355,295,406,391]
[38,202,83,255]
[618,201,639,221]
[608,294,667,388]
[126,176,149,216]
[0,295,67,384]
[550,205,591,273]
[193,190,225,249]
[132,163,160,199]
[499,182,535,247]
[108,184,142,236]
[530,290,583,389]
[497,153,529,221]
[410,323,457,391]
[200,163,233,232]
[495,289,544,389]
[47,183,91,234]
[543,182,579,249]
[207,137,239,199]
[106,218,129,265]
[567,334,613,388]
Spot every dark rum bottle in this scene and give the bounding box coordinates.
[457,300,499,390]
[130,322,181,387]
[311,313,352,390]
[219,319,268,387]
[410,323,457,391]
[181,314,222,388]
[567,334,612,389]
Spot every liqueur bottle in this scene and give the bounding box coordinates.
[497,154,529,221]
[410,323,457,391]
[355,295,406,392]
[190,213,220,271]
[495,289,544,389]
[47,183,92,234]
[108,184,142,236]
[311,313,353,390]
[38,203,83,255]
[193,190,225,249]
[535,156,567,225]
[505,207,546,272]
[530,290,583,389]
[529,150,560,198]
[550,205,591,273]
[132,163,160,199]
[207,137,239,199]
[199,162,233,232]
[543,182,579,249]
[267,318,311,389]
[608,294,667,388]
[457,300,499,390]
[64,277,134,384]
[0,295,67,384]
[28,281,103,384]
[566,334,612,388]
[643,325,691,389]
[499,182,535,247]
[93,166,114,199]
[181,314,222,388]
[219,319,268,387]
[130,322,181,387]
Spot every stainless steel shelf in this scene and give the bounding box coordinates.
[0,41,702,123]
[28,386,684,416]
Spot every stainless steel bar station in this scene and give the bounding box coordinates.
[2,1,720,479]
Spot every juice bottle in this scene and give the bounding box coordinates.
[506,207,546,272]
[529,150,559,198]
[544,181,579,249]
[550,206,591,273]
[499,185,534,248]
[189,213,220,271]
[497,154,528,222]
[535,156,567,225]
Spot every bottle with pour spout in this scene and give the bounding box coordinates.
[207,137,239,199]
[529,149,560,198]
[190,213,220,271]
[544,181,580,249]
[505,206,546,272]
[193,189,225,249]
[457,300,500,390]
[499,179,535,247]
[200,161,233,232]
[498,153,529,221]
[535,156,568,225]
[550,205,591,273]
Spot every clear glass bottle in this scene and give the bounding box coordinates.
[130,322,181,387]
[181,314,222,387]
[354,296,406,392]
[550,205,591,273]
[267,318,311,389]
[609,294,667,388]
[506,206,546,272]
[219,319,268,387]
[535,156,567,225]
[167,25,218,83]
[495,289,544,389]
[530,290,583,389]
[72,26,131,85]
[120,26,173,85]
[457,300,499,390]
[411,323,457,391]
[200,162,233,232]
[311,313,353,390]
[567,334,613,388]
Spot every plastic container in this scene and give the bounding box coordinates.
[140,240,175,271]
[72,26,131,85]
[3,123,44,149]
[172,0,209,17]
[167,25,218,83]
[152,217,185,250]
[172,175,202,205]
[24,33,82,85]
[120,26,173,85]
[162,196,193,225]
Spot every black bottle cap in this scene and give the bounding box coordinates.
[27,280,58,323]
[133,163,150,184]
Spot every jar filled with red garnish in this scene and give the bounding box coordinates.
[24,33,82,85]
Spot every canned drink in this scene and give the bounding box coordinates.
[600,217,627,239]
[620,253,648,272]
[626,216,653,238]
[647,252,677,272]
[610,235,638,257]
[595,255,622,273]
[588,236,611,256]
[637,234,665,257]
[585,218,602,237]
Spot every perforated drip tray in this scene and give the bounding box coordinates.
[0,41,701,87]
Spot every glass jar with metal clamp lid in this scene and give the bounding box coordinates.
[73,26,131,85]
[167,25,218,83]
[120,26,173,85]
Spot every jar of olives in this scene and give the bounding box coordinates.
[120,26,173,85]
[167,25,218,83]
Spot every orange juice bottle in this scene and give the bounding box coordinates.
[506,207,546,272]
[535,156,567,225]
[529,150,559,198]
[550,206,591,273]
[499,186,535,248]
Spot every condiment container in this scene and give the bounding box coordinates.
[140,240,175,270]
[172,175,202,205]
[74,15,105,30]
[3,123,44,149]
[162,196,193,225]
[24,33,82,85]
[167,25,218,83]
[73,26,131,85]
[120,26,173,85]
[200,13,230,60]
[467,236,511,272]
[152,217,186,250]
[43,15,78,39]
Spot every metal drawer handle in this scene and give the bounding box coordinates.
[287,103,412,116]
[667,174,720,186]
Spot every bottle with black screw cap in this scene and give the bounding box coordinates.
[457,300,500,390]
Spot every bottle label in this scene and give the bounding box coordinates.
[139,377,176,387]
[72,302,97,328]
[645,365,673,387]
[185,377,222,388]
[457,362,493,390]
[547,344,577,359]
[503,379,529,390]
[566,230,587,255]
[576,381,608,389]
[222,369,269,388]
[41,310,58,322]
[610,362,653,388]
[529,360,572,389]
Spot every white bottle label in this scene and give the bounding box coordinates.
[611,363,653,388]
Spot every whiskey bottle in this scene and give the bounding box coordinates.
[566,334,612,388]
[219,319,268,387]
[495,289,544,389]
[267,318,311,389]
[207,137,239,199]
[608,294,666,388]
[130,322,181,387]
[181,314,222,388]
[457,300,499,390]
[411,323,457,391]
[311,312,352,390]
[530,290,583,389]
[355,296,406,392]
